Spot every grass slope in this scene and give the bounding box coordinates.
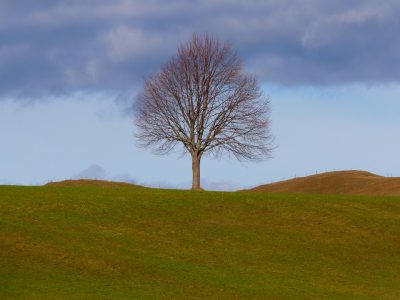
[1,185,400,299]
[248,170,400,196]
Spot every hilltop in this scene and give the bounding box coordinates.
[248,170,400,195]
[45,179,141,188]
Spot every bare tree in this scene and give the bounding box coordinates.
[134,34,273,190]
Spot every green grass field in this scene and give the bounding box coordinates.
[1,185,399,299]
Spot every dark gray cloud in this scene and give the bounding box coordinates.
[1,0,400,98]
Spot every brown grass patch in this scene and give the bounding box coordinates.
[247,170,400,196]
[45,179,139,188]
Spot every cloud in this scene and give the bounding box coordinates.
[1,0,400,99]
[71,164,137,184]
[104,26,162,63]
[71,164,107,180]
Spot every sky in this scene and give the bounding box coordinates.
[0,0,399,190]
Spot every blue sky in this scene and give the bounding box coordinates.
[1,1,399,189]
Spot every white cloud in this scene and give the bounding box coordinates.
[71,164,107,180]
[70,164,137,184]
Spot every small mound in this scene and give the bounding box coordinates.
[45,179,140,188]
[247,170,400,196]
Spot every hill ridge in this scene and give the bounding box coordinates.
[45,179,140,188]
[247,170,400,196]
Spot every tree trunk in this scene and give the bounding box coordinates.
[191,153,201,190]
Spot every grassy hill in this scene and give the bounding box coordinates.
[1,184,400,299]
[248,170,400,196]
[45,179,140,188]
